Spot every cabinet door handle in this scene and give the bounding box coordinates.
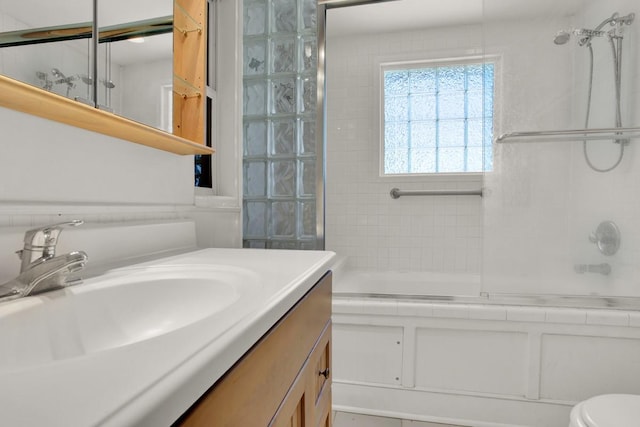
[319,368,330,379]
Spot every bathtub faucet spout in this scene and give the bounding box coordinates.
[574,263,611,275]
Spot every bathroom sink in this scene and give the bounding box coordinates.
[0,264,261,373]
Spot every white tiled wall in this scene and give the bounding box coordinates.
[0,101,196,243]
[326,0,640,297]
[325,25,484,273]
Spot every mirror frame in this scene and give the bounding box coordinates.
[0,0,212,156]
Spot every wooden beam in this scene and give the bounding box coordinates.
[173,0,207,145]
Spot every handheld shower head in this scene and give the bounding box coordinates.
[553,29,606,46]
[554,30,571,45]
[51,68,66,79]
[79,75,93,85]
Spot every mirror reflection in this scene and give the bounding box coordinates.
[98,0,173,130]
[0,0,174,132]
[0,0,92,101]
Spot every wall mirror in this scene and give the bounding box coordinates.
[0,0,211,155]
[97,0,173,131]
[0,0,92,98]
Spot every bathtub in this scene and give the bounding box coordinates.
[331,266,640,427]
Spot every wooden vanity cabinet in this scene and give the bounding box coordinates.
[176,272,332,427]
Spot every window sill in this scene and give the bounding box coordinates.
[377,172,483,184]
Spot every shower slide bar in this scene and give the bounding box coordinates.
[390,188,483,199]
[496,126,640,143]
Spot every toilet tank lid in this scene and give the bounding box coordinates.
[581,394,640,427]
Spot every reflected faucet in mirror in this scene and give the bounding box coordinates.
[0,220,88,302]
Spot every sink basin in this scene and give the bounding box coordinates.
[0,264,261,373]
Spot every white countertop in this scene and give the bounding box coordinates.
[0,248,335,426]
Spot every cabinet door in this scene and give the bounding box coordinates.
[269,359,310,427]
[313,325,331,427]
[317,408,331,427]
[270,322,332,427]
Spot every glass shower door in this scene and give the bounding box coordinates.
[481,0,640,298]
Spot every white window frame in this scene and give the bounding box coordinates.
[375,52,501,184]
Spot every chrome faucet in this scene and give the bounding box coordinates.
[17,220,83,272]
[0,221,88,302]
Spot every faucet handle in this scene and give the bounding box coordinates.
[19,220,83,267]
[23,220,83,247]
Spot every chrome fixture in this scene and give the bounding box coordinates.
[574,263,611,276]
[51,67,77,97]
[0,220,88,302]
[390,187,483,199]
[589,221,621,256]
[553,30,571,45]
[17,220,83,271]
[334,291,640,310]
[554,12,635,172]
[101,79,116,89]
[554,29,605,46]
[101,43,116,109]
[34,68,80,96]
[51,68,68,82]
[496,126,640,143]
[36,71,53,91]
[555,13,635,47]
[79,74,93,85]
[51,68,75,86]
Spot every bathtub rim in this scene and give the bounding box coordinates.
[333,291,640,311]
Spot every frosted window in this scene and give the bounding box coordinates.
[383,62,494,174]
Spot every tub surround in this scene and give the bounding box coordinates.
[332,293,640,427]
[0,220,335,426]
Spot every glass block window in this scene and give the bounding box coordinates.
[242,0,319,250]
[382,61,494,174]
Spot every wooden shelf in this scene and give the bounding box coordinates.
[0,75,214,156]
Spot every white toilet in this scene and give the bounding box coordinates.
[569,394,640,426]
